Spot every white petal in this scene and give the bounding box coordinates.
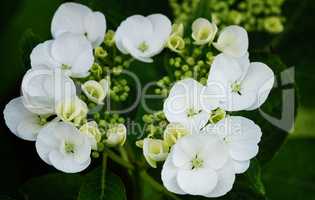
[207,53,243,88]
[49,151,91,173]
[161,154,186,195]
[177,168,218,195]
[22,69,77,114]
[200,134,229,170]
[51,33,93,77]
[221,92,257,112]
[147,14,172,40]
[204,160,235,198]
[223,116,262,161]
[184,110,209,133]
[84,11,106,48]
[30,40,59,69]
[17,117,42,141]
[51,2,91,38]
[121,38,153,63]
[35,122,60,164]
[233,159,250,174]
[242,62,275,110]
[3,97,40,141]
[213,25,248,58]
[172,134,209,168]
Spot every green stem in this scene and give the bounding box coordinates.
[105,148,135,170]
[140,171,182,200]
[100,153,108,199]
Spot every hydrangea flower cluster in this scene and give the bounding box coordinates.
[139,18,274,197]
[4,1,276,198]
[3,2,131,173]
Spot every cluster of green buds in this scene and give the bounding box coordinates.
[169,0,286,34]
[75,30,134,105]
[142,111,168,138]
[89,111,127,158]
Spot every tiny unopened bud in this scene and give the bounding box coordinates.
[192,18,217,45]
[164,122,190,147]
[143,138,169,168]
[79,121,102,150]
[81,79,109,104]
[105,124,127,147]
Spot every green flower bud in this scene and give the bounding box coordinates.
[95,47,108,59]
[105,124,127,147]
[264,16,284,33]
[167,34,185,53]
[142,138,169,168]
[172,23,184,36]
[79,121,102,150]
[163,122,190,147]
[192,18,218,45]
[209,108,226,124]
[81,79,109,104]
[104,30,115,46]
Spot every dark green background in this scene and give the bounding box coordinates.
[0,0,314,199]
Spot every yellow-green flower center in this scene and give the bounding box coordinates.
[191,155,203,169]
[187,107,201,118]
[64,142,75,154]
[231,82,242,95]
[138,41,149,53]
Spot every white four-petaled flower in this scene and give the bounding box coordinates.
[163,78,220,132]
[162,133,235,197]
[115,14,172,62]
[207,53,274,111]
[51,2,106,48]
[36,122,92,173]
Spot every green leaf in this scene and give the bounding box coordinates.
[77,167,127,200]
[19,173,84,200]
[263,138,315,200]
[0,195,17,200]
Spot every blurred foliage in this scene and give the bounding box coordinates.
[0,0,314,199]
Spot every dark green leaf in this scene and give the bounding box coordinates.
[77,167,126,200]
[19,173,83,200]
[263,138,315,200]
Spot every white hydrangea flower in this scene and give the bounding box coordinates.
[115,14,172,62]
[3,97,44,141]
[143,138,169,168]
[22,68,76,115]
[30,33,94,78]
[161,134,236,197]
[51,2,106,48]
[105,124,127,147]
[202,116,262,174]
[79,121,102,150]
[163,78,220,132]
[207,53,274,111]
[191,18,217,45]
[81,79,109,104]
[36,122,91,173]
[213,25,248,58]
